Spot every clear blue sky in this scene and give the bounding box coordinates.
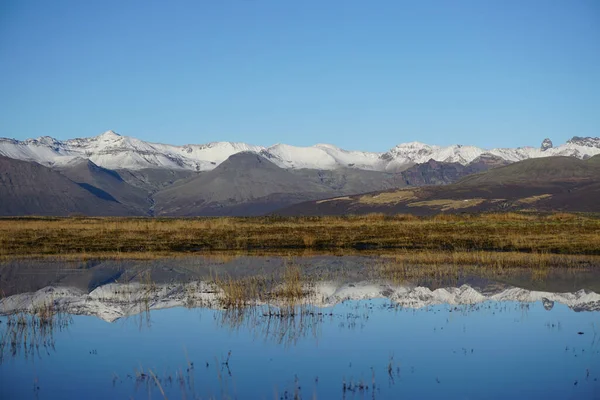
[1,0,598,151]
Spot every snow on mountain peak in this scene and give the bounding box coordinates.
[567,136,600,148]
[313,143,339,149]
[265,143,339,169]
[0,131,599,172]
[403,141,430,147]
[33,136,60,145]
[98,130,120,138]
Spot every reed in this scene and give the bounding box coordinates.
[212,274,268,309]
[277,262,305,300]
[0,305,71,364]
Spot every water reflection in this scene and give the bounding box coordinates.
[1,256,600,399]
[2,278,599,325]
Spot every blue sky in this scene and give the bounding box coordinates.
[1,0,598,151]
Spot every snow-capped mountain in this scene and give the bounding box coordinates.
[260,143,383,170]
[1,130,599,172]
[568,136,600,148]
[380,140,600,168]
[0,131,263,171]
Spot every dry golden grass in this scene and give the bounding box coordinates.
[302,233,317,248]
[277,263,305,300]
[0,213,598,258]
[212,263,308,308]
[545,212,579,221]
[379,250,593,270]
[407,198,486,211]
[375,250,599,285]
[358,190,416,204]
[212,275,267,308]
[316,196,352,204]
[515,194,553,204]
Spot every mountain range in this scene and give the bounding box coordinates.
[1,131,599,216]
[1,131,599,172]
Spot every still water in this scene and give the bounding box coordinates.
[1,256,599,399]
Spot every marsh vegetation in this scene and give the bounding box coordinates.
[0,301,71,364]
[0,213,599,262]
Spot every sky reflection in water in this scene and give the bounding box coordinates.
[1,298,599,399]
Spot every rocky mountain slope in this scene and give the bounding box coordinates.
[278,155,600,216]
[1,130,598,172]
[115,168,198,193]
[57,159,152,215]
[399,156,508,186]
[0,156,137,216]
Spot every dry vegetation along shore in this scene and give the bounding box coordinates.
[0,213,598,264]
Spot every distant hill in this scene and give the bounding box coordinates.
[277,156,600,216]
[0,156,138,216]
[457,156,599,185]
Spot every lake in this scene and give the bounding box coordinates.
[1,256,599,399]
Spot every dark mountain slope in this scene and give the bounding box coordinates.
[58,159,152,215]
[276,156,600,216]
[290,157,501,192]
[289,168,407,193]
[153,152,341,216]
[457,156,599,185]
[0,156,138,216]
[116,168,199,193]
[399,156,505,186]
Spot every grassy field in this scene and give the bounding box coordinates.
[0,213,599,260]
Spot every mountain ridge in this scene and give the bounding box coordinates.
[1,130,598,172]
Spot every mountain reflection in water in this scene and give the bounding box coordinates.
[1,256,599,399]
